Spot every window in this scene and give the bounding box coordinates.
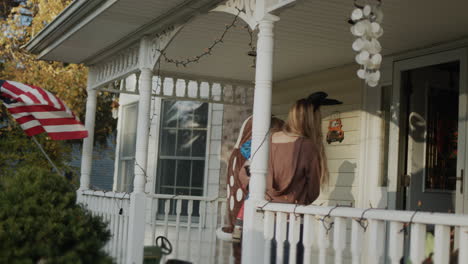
[156,100,209,196]
[116,103,138,192]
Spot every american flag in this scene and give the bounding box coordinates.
[0,80,88,140]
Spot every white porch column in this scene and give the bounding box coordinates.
[79,74,98,190]
[242,14,279,264]
[127,36,153,264]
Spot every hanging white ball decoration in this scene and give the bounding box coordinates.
[367,71,381,84]
[370,53,382,67]
[357,50,370,64]
[351,8,364,21]
[363,5,372,17]
[352,38,366,52]
[357,69,367,79]
[349,1,384,87]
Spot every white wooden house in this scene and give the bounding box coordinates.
[26,0,468,263]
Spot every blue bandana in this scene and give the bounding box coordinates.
[240,139,251,160]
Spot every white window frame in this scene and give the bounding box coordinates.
[113,101,139,192]
[153,99,212,197]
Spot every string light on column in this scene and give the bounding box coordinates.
[349,0,384,87]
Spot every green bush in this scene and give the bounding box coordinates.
[0,167,114,264]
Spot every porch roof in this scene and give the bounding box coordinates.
[24,0,223,64]
[26,0,468,82]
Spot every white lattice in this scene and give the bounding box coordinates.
[212,0,257,29]
[92,44,140,89]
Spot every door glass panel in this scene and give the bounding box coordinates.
[425,69,459,191]
[403,61,459,213]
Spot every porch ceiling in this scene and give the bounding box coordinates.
[161,0,468,82]
[26,0,223,64]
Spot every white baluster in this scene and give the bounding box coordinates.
[351,219,364,264]
[183,79,188,98]
[275,212,288,264]
[196,81,201,99]
[116,204,123,263]
[163,199,170,237]
[367,220,385,264]
[197,201,206,264]
[105,201,110,254]
[151,198,158,246]
[208,82,213,100]
[109,63,114,78]
[98,195,103,218]
[288,213,301,264]
[219,201,227,264]
[111,200,117,257]
[410,223,426,264]
[459,227,468,263]
[333,217,347,264]
[388,221,404,264]
[209,201,218,264]
[121,78,126,92]
[318,217,331,264]
[220,85,225,102]
[433,225,450,264]
[264,211,275,264]
[159,76,165,95]
[134,72,141,94]
[174,199,182,258]
[187,200,194,261]
[303,215,315,264]
[120,54,124,72]
[109,199,116,256]
[123,200,130,263]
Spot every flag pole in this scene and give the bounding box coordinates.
[31,136,64,177]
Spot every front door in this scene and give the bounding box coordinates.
[394,49,468,214]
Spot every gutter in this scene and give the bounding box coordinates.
[24,0,109,54]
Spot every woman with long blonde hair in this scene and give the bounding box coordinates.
[265,91,340,205]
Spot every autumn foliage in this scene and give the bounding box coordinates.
[0,0,116,175]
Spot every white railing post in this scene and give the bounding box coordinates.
[333,217,347,264]
[126,36,153,264]
[409,223,426,264]
[433,224,450,264]
[263,211,275,264]
[367,220,385,264]
[79,68,98,191]
[459,227,468,263]
[288,213,301,264]
[388,221,404,264]
[275,212,288,264]
[303,215,315,264]
[241,9,279,264]
[351,220,364,264]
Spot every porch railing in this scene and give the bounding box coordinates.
[146,194,231,264]
[78,191,131,264]
[78,192,232,264]
[259,203,468,264]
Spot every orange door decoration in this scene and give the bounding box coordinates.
[326,118,344,144]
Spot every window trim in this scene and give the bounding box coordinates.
[154,100,213,197]
[113,101,139,192]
